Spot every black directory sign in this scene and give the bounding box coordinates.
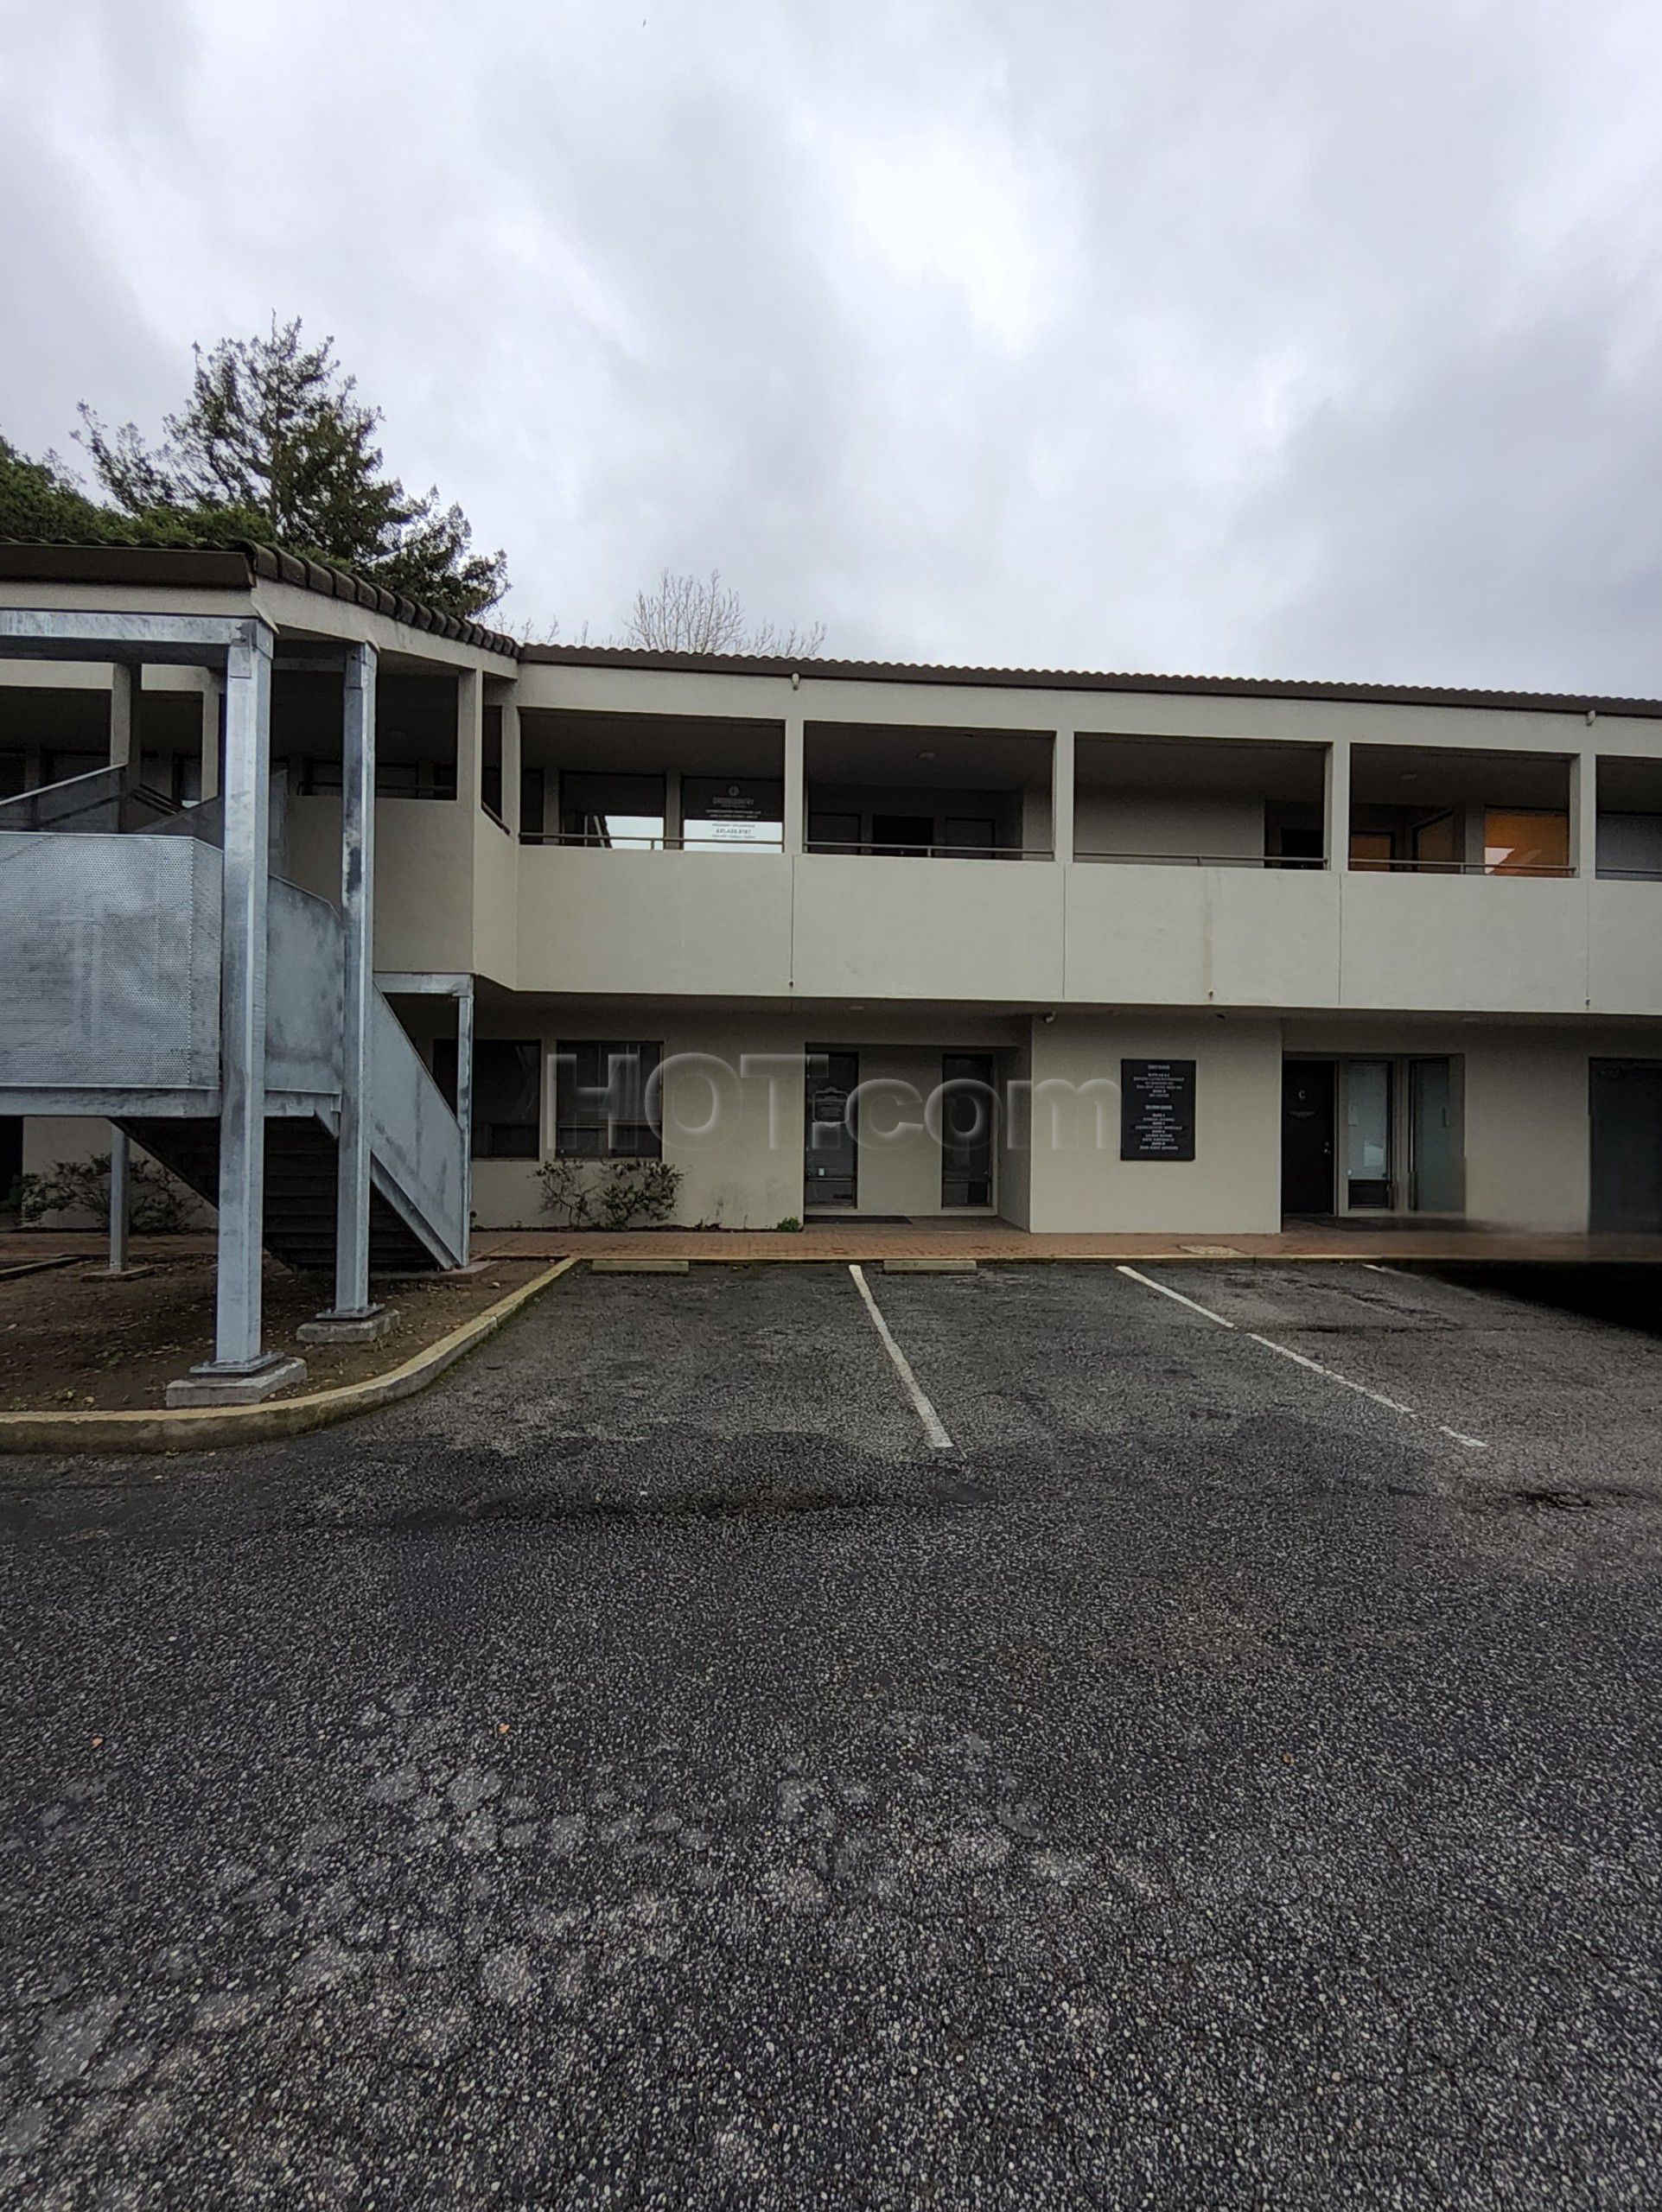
[1121,1058,1196,1160]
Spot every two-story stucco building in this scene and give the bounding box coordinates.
[5,541,1662,1376]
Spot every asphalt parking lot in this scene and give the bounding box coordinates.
[4,1259,1662,2208]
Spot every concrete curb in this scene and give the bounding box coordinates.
[0,1259,578,1458]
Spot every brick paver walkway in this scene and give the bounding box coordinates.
[8,1225,1662,1270]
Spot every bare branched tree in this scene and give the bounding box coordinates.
[622,568,826,658]
[507,611,592,647]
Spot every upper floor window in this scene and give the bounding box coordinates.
[298,757,457,801]
[559,772,664,849]
[1484,809,1568,875]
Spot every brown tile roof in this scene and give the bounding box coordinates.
[0,540,519,657]
[524,642,1662,720]
[4,540,1659,718]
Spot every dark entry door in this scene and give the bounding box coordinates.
[805,1051,859,1210]
[1281,1060,1335,1215]
[0,1117,21,1213]
[940,1054,995,1206]
[1590,1060,1662,1231]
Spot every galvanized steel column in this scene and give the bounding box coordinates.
[456,978,475,1268]
[107,1128,130,1274]
[333,642,378,1317]
[210,620,276,1370]
[108,664,137,770]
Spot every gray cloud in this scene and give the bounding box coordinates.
[2,0,1659,691]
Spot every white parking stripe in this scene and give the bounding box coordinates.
[848,1265,955,1452]
[1245,1331,1416,1414]
[1117,1266,1490,1451]
[1116,1265,1237,1329]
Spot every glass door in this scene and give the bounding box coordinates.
[804,1051,859,1209]
[939,1054,996,1206]
[1345,1061,1392,1209]
[1409,1059,1461,1213]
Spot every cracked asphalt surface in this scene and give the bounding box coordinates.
[3,1259,1662,2208]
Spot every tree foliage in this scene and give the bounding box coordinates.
[0,437,128,544]
[622,567,826,657]
[67,317,506,618]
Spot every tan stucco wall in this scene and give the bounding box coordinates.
[1024,1014,1285,1235]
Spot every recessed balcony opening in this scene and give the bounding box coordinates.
[287,669,462,804]
[1348,746,1573,874]
[0,673,210,807]
[804,722,1052,858]
[1595,756,1662,879]
[518,709,785,851]
[1073,734,1326,865]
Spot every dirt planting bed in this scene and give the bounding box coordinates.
[0,1252,547,1413]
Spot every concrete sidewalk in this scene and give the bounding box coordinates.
[470,1222,1662,1264]
[10,1224,1662,1269]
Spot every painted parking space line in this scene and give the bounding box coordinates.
[1116,1265,1237,1330]
[1118,1266,1489,1452]
[848,1264,955,1452]
[1245,1331,1416,1414]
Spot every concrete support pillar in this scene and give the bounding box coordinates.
[1052,728,1075,862]
[456,670,484,814]
[1571,747,1599,880]
[1324,739,1352,869]
[501,697,522,841]
[783,708,805,855]
[107,1128,130,1274]
[302,645,391,1344]
[169,620,306,1405]
[109,664,137,770]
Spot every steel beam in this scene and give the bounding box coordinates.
[373,972,473,995]
[0,610,260,665]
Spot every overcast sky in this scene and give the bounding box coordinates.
[3,0,1661,691]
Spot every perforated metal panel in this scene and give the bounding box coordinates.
[369,992,466,1264]
[266,877,343,1096]
[0,830,221,1090]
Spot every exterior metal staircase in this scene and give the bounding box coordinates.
[120,1115,440,1274]
[0,764,468,1278]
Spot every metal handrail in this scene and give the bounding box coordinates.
[520,830,786,851]
[804,840,1053,861]
[1350,858,1576,877]
[1073,849,1321,868]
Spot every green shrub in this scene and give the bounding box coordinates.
[775,1216,802,1232]
[537,1156,681,1230]
[535,1158,594,1228]
[595,1159,680,1230]
[17,1152,194,1234]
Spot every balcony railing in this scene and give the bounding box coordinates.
[804,839,1051,861]
[520,830,787,852]
[1073,848,1323,869]
[1349,857,1576,878]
